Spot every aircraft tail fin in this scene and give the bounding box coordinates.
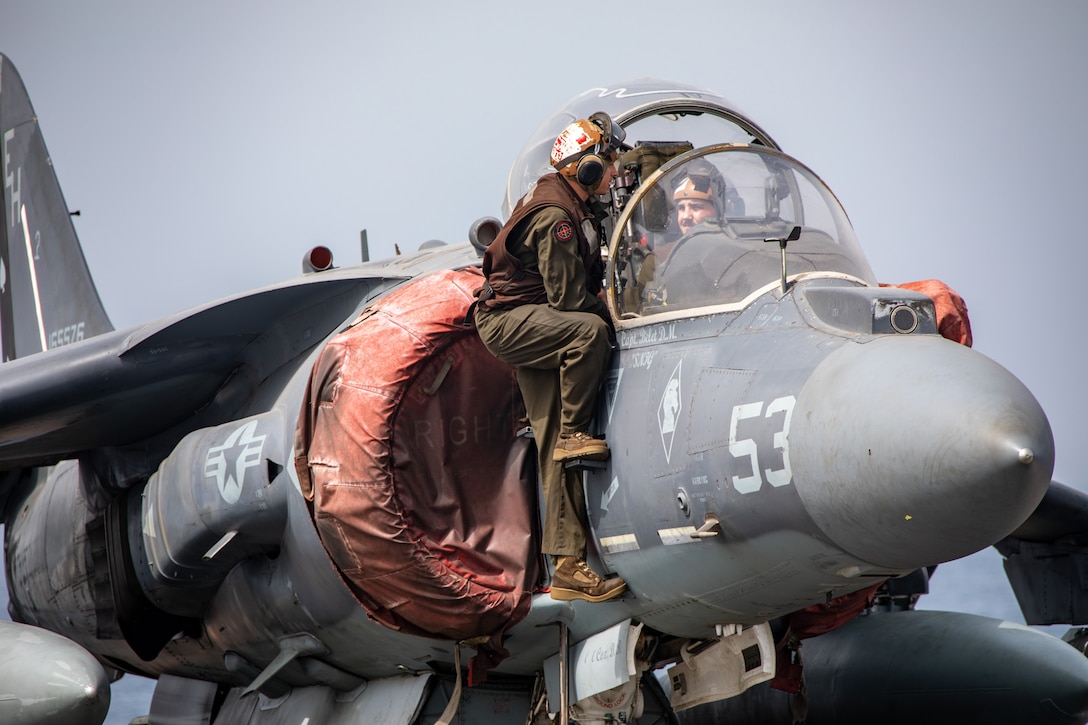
[0,55,112,362]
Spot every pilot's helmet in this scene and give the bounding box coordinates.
[550,112,626,188]
[672,159,727,216]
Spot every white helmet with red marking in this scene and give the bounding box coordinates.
[550,112,625,187]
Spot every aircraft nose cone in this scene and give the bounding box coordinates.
[791,336,1053,571]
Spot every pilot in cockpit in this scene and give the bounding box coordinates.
[634,160,752,311]
[673,166,725,236]
[646,158,734,264]
[619,161,731,311]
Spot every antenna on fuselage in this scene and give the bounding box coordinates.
[360,229,370,263]
[765,225,801,294]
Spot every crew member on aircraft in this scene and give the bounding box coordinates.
[624,160,732,313]
[475,112,627,604]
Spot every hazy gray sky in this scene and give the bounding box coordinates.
[2,2,1086,722]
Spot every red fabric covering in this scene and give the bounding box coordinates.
[880,279,973,347]
[770,583,883,694]
[294,268,538,676]
[783,584,885,640]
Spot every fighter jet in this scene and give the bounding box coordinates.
[1,53,1086,725]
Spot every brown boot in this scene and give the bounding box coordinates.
[552,432,610,462]
[550,557,627,603]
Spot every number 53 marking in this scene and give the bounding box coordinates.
[729,396,795,494]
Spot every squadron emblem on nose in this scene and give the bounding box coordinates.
[658,360,682,463]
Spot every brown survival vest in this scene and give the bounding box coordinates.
[479,173,602,311]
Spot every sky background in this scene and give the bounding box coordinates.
[2,2,1086,723]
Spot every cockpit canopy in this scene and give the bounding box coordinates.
[501,79,877,323]
[503,79,780,218]
[611,145,876,320]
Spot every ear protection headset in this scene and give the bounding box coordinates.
[575,151,607,188]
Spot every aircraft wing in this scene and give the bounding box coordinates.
[0,273,382,474]
[996,479,1088,625]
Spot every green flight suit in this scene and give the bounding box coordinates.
[476,206,612,558]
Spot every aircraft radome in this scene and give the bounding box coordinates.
[2,54,1087,725]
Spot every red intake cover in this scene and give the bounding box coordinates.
[294,268,538,653]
